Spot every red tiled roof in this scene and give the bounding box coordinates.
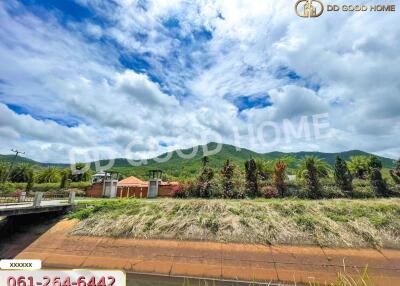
[117,176,148,187]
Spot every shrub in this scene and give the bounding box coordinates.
[272,161,287,197]
[245,159,259,197]
[334,156,353,197]
[184,181,198,197]
[25,169,34,192]
[196,156,214,198]
[352,185,376,199]
[321,185,345,198]
[389,159,400,184]
[260,184,277,198]
[370,168,389,197]
[303,157,322,199]
[171,184,186,198]
[221,160,235,198]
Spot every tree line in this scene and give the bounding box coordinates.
[173,155,400,199]
[0,162,91,192]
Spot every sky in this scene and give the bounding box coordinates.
[0,0,399,163]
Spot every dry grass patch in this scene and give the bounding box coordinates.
[69,198,400,248]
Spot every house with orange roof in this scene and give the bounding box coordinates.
[116,172,181,198]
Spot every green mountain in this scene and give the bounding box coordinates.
[0,143,395,180]
[104,143,394,179]
[0,154,39,165]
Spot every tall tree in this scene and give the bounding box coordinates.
[296,156,330,179]
[367,156,389,197]
[370,168,389,197]
[25,168,34,192]
[59,169,70,189]
[221,160,235,198]
[334,156,353,196]
[9,164,33,183]
[245,158,259,197]
[389,159,400,184]
[197,156,214,198]
[70,163,91,182]
[348,156,369,179]
[303,157,322,199]
[368,156,383,170]
[273,161,287,197]
[36,167,60,183]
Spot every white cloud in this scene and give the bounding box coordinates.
[0,0,399,163]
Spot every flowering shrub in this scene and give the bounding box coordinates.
[171,184,187,198]
[260,184,277,198]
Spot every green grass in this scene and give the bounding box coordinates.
[69,198,400,248]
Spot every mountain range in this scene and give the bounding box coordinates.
[0,143,396,179]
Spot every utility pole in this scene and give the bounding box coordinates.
[2,149,25,185]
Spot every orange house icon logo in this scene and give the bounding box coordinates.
[295,0,324,17]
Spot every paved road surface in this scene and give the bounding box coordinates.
[15,220,400,285]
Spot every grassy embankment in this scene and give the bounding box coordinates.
[69,198,400,249]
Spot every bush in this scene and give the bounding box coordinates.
[171,184,187,198]
[352,185,376,199]
[321,185,345,199]
[260,184,277,198]
[272,161,286,197]
[245,159,259,197]
[183,181,198,197]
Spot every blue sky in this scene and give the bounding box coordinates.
[0,0,399,162]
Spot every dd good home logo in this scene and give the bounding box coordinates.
[295,0,324,17]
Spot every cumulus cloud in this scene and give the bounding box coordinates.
[0,0,399,162]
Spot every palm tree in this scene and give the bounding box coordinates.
[9,163,34,183]
[347,156,370,179]
[36,167,61,183]
[296,156,330,179]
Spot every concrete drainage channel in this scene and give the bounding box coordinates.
[126,272,301,286]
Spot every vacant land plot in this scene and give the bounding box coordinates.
[70,198,400,248]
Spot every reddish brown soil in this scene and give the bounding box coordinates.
[15,219,400,285]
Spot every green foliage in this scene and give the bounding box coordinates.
[272,160,287,197]
[9,163,33,183]
[245,158,259,197]
[303,157,322,199]
[25,168,34,192]
[70,163,91,182]
[389,159,400,184]
[35,167,61,183]
[197,156,214,198]
[59,169,69,189]
[348,156,370,179]
[296,156,330,179]
[221,160,235,198]
[370,168,389,197]
[368,155,383,170]
[334,156,353,196]
[0,161,8,183]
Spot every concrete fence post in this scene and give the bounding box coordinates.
[18,192,26,203]
[33,192,43,207]
[68,191,76,204]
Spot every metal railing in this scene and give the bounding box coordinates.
[0,191,76,206]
